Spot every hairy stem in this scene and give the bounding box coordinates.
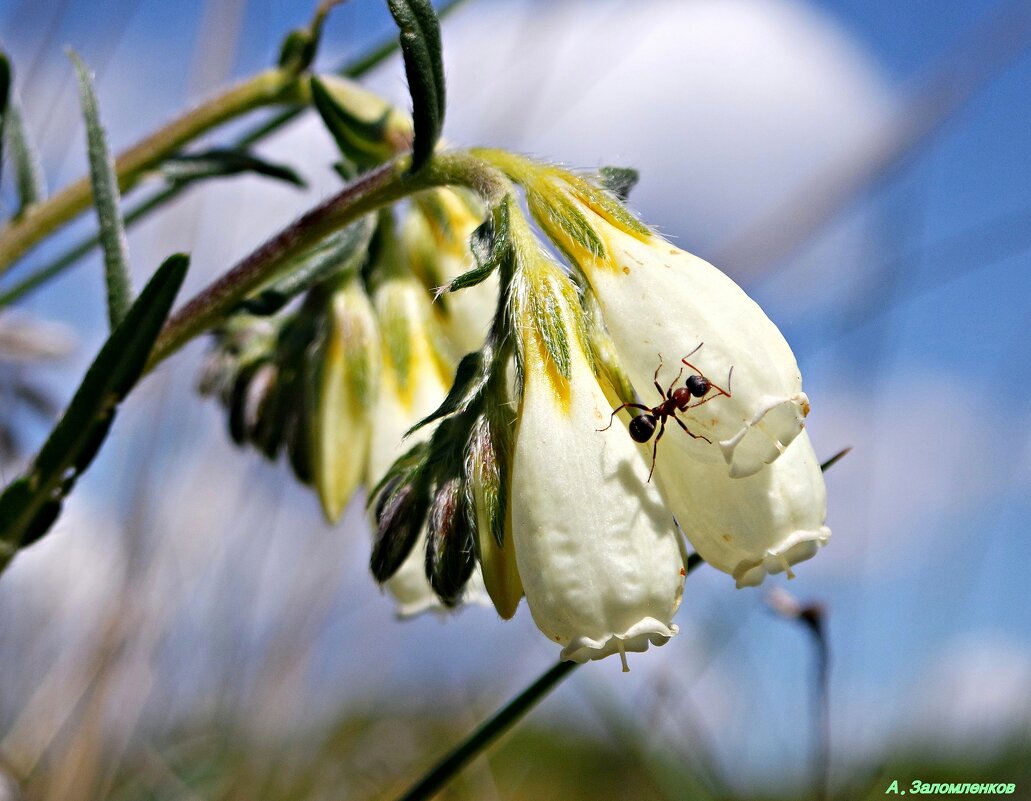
[0,68,302,276]
[146,150,510,370]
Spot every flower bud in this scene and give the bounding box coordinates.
[404,189,497,353]
[308,277,379,522]
[467,411,522,619]
[310,75,414,167]
[367,272,455,616]
[425,475,477,607]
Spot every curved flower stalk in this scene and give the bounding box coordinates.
[481,152,809,479]
[509,235,685,668]
[403,188,498,353]
[307,274,380,522]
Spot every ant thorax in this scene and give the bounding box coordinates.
[598,344,732,481]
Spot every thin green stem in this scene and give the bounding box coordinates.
[145,150,510,370]
[0,68,302,277]
[0,187,175,307]
[396,660,580,801]
[392,553,707,801]
[0,0,474,304]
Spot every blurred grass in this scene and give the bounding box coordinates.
[6,705,1027,800]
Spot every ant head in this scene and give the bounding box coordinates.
[685,374,711,398]
[629,413,657,443]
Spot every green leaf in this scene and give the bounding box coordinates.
[0,254,187,571]
[69,49,132,329]
[4,100,47,215]
[310,77,399,168]
[443,200,510,293]
[387,0,446,172]
[240,214,376,315]
[159,148,306,188]
[597,166,639,202]
[406,351,485,436]
[0,52,10,191]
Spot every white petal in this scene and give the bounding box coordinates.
[511,276,684,664]
[566,207,807,477]
[651,429,830,587]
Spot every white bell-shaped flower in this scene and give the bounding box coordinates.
[652,429,830,587]
[509,247,685,667]
[521,169,808,479]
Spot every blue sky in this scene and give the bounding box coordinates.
[1,0,1029,794]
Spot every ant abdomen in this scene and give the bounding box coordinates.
[629,414,657,443]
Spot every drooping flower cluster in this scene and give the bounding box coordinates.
[199,197,495,617]
[367,156,830,666]
[199,78,830,665]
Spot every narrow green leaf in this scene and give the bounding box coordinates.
[5,102,47,214]
[820,446,852,472]
[69,49,133,329]
[160,148,306,187]
[0,52,11,191]
[597,166,639,202]
[310,77,398,168]
[240,215,376,315]
[35,254,188,476]
[0,254,187,569]
[443,202,510,293]
[406,351,485,436]
[387,0,446,172]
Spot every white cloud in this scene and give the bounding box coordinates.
[421,0,895,302]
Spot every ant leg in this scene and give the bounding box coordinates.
[598,402,651,432]
[671,413,713,445]
[648,418,668,482]
[660,366,684,400]
[651,354,683,399]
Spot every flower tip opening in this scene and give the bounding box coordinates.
[732,526,831,589]
[559,619,679,667]
[719,393,810,478]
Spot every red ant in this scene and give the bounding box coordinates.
[599,344,732,481]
